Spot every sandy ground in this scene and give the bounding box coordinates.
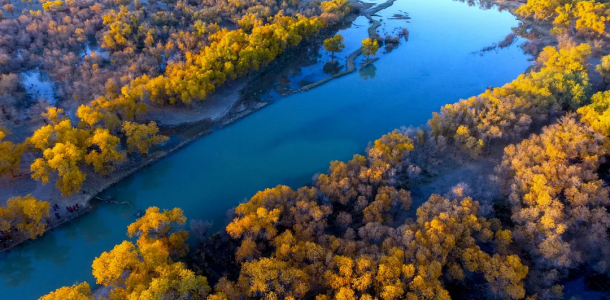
[144,79,248,127]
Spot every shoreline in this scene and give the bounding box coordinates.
[0,0,399,253]
[299,0,395,92]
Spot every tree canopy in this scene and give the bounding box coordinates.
[324,34,345,61]
[361,38,379,60]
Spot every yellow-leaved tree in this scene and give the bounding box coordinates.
[0,127,24,178]
[496,115,610,296]
[516,0,562,21]
[0,195,50,239]
[85,128,125,175]
[324,34,345,61]
[320,0,352,24]
[573,1,608,36]
[29,108,91,196]
[597,55,610,85]
[31,142,86,197]
[39,282,92,300]
[578,90,610,137]
[91,207,209,300]
[361,38,379,61]
[122,121,168,155]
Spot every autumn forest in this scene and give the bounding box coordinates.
[2,0,610,298]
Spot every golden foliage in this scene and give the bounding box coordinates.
[91,207,209,300]
[361,38,379,60]
[324,34,345,59]
[0,195,50,239]
[31,142,86,197]
[429,43,591,156]
[496,116,610,273]
[122,121,168,155]
[38,282,92,300]
[0,128,24,177]
[85,128,125,174]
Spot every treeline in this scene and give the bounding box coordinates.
[199,42,610,300]
[40,137,531,299]
[22,9,328,195]
[0,0,349,114]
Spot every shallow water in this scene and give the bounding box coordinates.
[282,15,371,89]
[0,0,531,298]
[21,71,57,105]
[83,44,110,59]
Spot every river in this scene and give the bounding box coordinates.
[0,0,531,298]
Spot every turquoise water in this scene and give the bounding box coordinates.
[0,0,530,298]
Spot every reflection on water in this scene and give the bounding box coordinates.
[140,159,174,191]
[55,204,113,245]
[359,64,377,80]
[323,61,343,75]
[63,221,80,241]
[0,253,33,287]
[0,0,532,298]
[453,0,497,10]
[61,208,115,244]
[267,15,372,94]
[102,175,140,219]
[31,234,70,266]
[78,213,113,244]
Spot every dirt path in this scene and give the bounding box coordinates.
[145,79,248,127]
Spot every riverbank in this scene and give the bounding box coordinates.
[0,0,401,253]
[489,0,607,89]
